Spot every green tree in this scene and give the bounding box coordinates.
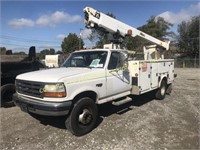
[49,48,55,55]
[39,48,56,59]
[61,33,84,54]
[56,50,63,54]
[0,47,6,55]
[125,16,174,51]
[177,16,199,58]
[13,51,26,55]
[139,16,173,40]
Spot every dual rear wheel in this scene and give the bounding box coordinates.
[155,79,167,100]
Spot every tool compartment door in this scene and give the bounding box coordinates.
[151,62,159,88]
[168,61,174,83]
[139,62,151,92]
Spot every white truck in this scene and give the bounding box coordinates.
[45,54,64,68]
[13,7,175,136]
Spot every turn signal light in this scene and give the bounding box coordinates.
[44,92,66,98]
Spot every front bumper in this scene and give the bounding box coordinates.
[13,93,72,116]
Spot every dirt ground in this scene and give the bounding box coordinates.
[0,68,199,150]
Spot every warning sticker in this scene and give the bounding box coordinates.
[142,63,147,72]
[89,59,100,68]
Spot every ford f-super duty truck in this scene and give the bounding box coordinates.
[14,48,174,136]
[13,7,174,136]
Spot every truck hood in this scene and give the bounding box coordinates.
[16,67,94,83]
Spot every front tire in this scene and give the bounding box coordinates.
[155,79,167,100]
[65,97,98,136]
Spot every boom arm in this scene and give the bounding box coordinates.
[83,7,170,50]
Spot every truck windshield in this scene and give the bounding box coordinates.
[62,51,108,68]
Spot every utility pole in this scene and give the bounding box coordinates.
[79,28,83,49]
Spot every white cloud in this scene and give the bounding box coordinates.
[157,2,200,24]
[80,29,92,39]
[35,15,51,27]
[8,18,35,28]
[36,11,82,27]
[56,34,67,39]
[8,11,82,28]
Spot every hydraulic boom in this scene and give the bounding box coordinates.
[83,7,171,60]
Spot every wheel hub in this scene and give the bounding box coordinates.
[78,109,92,125]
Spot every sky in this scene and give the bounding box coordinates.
[1,0,200,53]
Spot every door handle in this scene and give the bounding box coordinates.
[96,83,103,87]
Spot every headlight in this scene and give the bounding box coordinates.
[43,83,66,97]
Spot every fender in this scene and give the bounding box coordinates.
[158,74,168,87]
[67,85,100,101]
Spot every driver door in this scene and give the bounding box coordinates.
[106,51,131,97]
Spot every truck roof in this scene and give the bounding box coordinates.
[74,49,127,53]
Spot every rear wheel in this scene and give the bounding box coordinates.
[155,79,167,100]
[65,97,98,136]
[1,84,15,107]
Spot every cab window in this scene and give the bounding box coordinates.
[108,51,127,70]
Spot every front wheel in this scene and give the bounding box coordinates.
[65,97,98,136]
[155,79,167,100]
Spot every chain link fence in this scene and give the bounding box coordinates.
[174,58,200,68]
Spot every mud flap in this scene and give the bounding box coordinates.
[166,84,172,94]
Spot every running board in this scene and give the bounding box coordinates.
[112,97,132,106]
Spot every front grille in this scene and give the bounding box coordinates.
[16,79,44,98]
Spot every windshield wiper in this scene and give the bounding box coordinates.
[84,66,93,69]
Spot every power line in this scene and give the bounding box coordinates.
[0,42,60,48]
[0,35,62,50]
[0,35,60,44]
[0,42,30,47]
